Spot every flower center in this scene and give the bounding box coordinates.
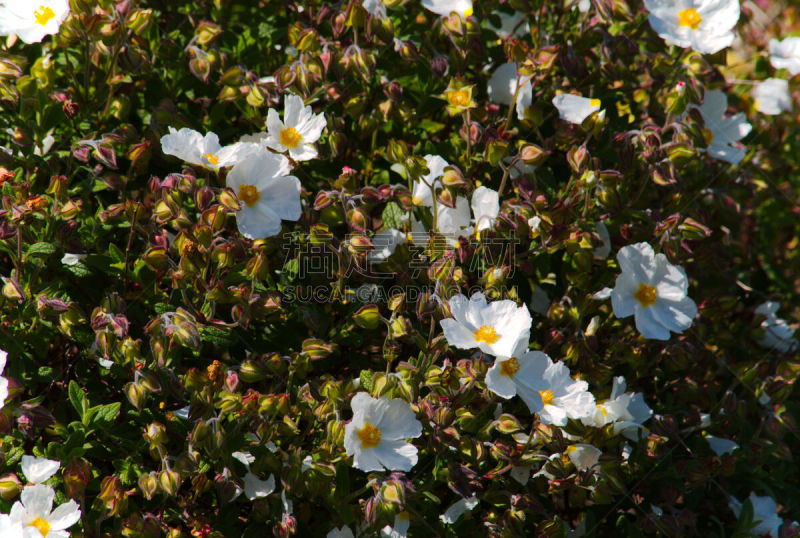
[590,98,601,108]
[28,517,51,537]
[633,282,657,308]
[412,195,424,206]
[678,8,702,30]
[474,325,499,344]
[539,389,554,406]
[447,89,471,108]
[701,128,714,146]
[500,357,520,377]
[280,127,303,149]
[203,152,219,166]
[463,7,473,17]
[237,184,261,208]
[357,422,382,449]
[34,6,56,26]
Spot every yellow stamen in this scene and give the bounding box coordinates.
[539,389,554,406]
[397,511,410,521]
[204,153,219,166]
[463,7,473,17]
[280,127,303,149]
[474,325,499,344]
[499,357,520,377]
[633,282,657,308]
[237,184,261,208]
[412,195,424,206]
[678,8,702,30]
[590,98,601,108]
[447,89,471,108]
[28,517,51,536]
[34,6,56,26]
[566,445,578,453]
[701,128,714,146]
[358,422,382,449]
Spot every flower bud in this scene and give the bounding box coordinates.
[64,458,92,498]
[0,473,21,499]
[158,469,181,497]
[353,304,382,329]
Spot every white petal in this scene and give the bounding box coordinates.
[552,94,601,124]
[440,496,479,524]
[46,500,81,531]
[487,63,518,106]
[566,444,602,470]
[440,318,479,350]
[243,472,275,500]
[634,306,671,340]
[610,273,638,319]
[376,398,422,440]
[485,359,518,399]
[21,456,60,484]
[704,435,739,456]
[471,186,500,232]
[20,484,55,517]
[284,95,305,127]
[374,439,418,471]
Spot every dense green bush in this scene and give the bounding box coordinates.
[0,0,798,536]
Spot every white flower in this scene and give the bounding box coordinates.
[0,1,69,44]
[471,186,499,232]
[770,37,800,75]
[327,526,355,538]
[552,94,603,125]
[488,11,529,39]
[609,242,697,340]
[0,349,9,410]
[411,155,449,207]
[9,484,81,538]
[577,0,591,12]
[594,220,611,259]
[0,515,23,538]
[643,0,739,54]
[581,376,653,440]
[435,197,473,238]
[226,152,302,239]
[729,492,783,537]
[487,63,533,120]
[694,89,752,165]
[160,127,259,170]
[440,292,532,358]
[363,0,387,18]
[440,496,478,524]
[752,78,792,116]
[704,435,738,456]
[380,512,410,538]
[60,253,86,267]
[231,451,276,500]
[755,302,798,353]
[368,229,406,263]
[21,457,60,485]
[566,444,602,470]
[528,216,542,235]
[343,392,422,472]
[265,95,326,161]
[421,0,473,18]
[484,351,595,425]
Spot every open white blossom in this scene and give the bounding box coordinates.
[488,11,529,39]
[581,376,653,440]
[471,186,500,232]
[411,155,449,207]
[553,94,603,125]
[643,0,739,54]
[752,78,792,116]
[729,492,783,537]
[769,37,800,76]
[231,451,276,500]
[265,95,326,161]
[566,444,602,470]
[441,292,531,358]
[327,526,356,538]
[160,127,259,170]
[367,229,406,263]
[226,152,302,239]
[755,302,798,353]
[363,0,387,19]
[422,0,473,18]
[485,351,595,425]
[60,253,86,267]
[694,89,752,165]
[343,393,422,472]
[609,242,697,340]
[0,349,8,411]
[704,435,739,456]
[9,484,81,538]
[0,1,70,44]
[381,512,410,538]
[487,63,533,120]
[21,456,60,485]
[440,496,479,524]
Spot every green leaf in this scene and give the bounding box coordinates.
[381,202,405,230]
[68,380,88,422]
[200,326,236,346]
[26,242,56,259]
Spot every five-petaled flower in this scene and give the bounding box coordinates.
[160,127,259,170]
[0,0,70,44]
[344,392,423,472]
[692,89,752,165]
[643,0,740,54]
[608,242,697,341]
[440,292,532,358]
[8,484,81,537]
[265,95,327,161]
